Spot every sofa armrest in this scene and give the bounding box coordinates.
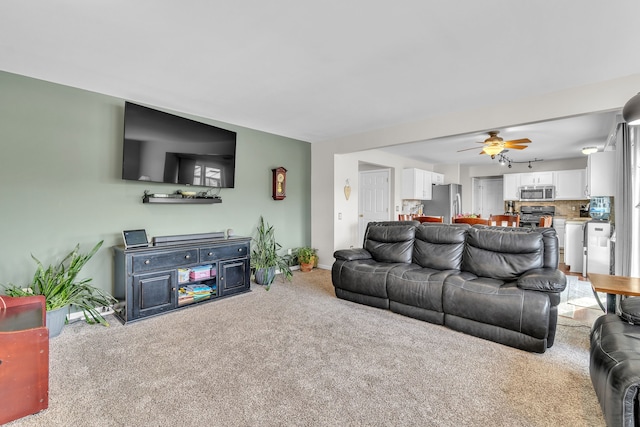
[333,248,372,261]
[517,268,567,293]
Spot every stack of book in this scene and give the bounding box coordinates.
[178,284,215,306]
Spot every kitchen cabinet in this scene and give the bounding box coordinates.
[554,169,586,200]
[587,151,616,197]
[402,168,432,200]
[503,173,520,201]
[553,218,566,249]
[431,172,445,185]
[519,171,554,186]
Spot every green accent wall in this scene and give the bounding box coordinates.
[0,71,311,295]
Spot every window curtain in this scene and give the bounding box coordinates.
[614,123,640,277]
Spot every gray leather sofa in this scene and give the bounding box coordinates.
[590,298,640,426]
[332,221,567,353]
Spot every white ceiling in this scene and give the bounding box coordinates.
[1,1,639,164]
[379,109,622,166]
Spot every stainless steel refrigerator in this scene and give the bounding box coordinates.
[422,184,462,224]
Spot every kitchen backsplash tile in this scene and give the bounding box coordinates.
[508,199,615,222]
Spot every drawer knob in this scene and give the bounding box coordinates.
[185,254,191,259]
[238,248,242,252]
[144,260,150,265]
[208,252,213,256]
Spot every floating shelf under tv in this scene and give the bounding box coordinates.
[142,196,222,205]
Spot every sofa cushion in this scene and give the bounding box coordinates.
[413,224,467,270]
[443,272,551,340]
[462,228,544,280]
[364,224,416,263]
[517,268,567,293]
[620,297,640,324]
[331,259,396,300]
[387,264,456,314]
[474,225,560,268]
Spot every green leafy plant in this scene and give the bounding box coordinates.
[295,247,317,264]
[2,240,117,326]
[250,216,292,290]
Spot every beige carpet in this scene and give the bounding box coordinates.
[8,269,604,426]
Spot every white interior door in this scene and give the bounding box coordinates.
[474,177,504,218]
[358,169,390,246]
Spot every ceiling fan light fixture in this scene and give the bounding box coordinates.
[581,146,598,155]
[483,145,504,157]
[623,92,640,125]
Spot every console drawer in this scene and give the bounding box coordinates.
[200,243,249,261]
[132,249,199,273]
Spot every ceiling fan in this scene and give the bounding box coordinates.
[458,131,531,159]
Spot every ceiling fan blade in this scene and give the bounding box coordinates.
[506,145,529,150]
[504,138,531,144]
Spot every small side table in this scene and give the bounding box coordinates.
[588,273,640,313]
[0,295,49,424]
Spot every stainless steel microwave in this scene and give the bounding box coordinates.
[519,185,555,201]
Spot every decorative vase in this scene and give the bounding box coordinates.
[46,305,68,338]
[254,267,276,286]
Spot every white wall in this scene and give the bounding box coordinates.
[312,73,640,266]
[331,149,433,261]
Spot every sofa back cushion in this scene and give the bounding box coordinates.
[364,222,416,263]
[413,224,468,270]
[473,225,559,269]
[462,227,544,280]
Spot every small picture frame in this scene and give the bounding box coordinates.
[122,229,149,249]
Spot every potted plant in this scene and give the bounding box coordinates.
[2,240,117,337]
[295,247,317,272]
[250,216,292,290]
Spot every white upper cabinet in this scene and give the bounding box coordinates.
[519,171,554,186]
[554,169,587,200]
[503,173,521,201]
[431,172,444,185]
[402,168,432,200]
[587,151,616,197]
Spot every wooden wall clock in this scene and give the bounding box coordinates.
[272,167,287,200]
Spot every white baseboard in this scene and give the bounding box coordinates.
[67,306,114,322]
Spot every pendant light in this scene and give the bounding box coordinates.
[623,92,640,125]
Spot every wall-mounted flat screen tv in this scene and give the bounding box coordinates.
[122,102,237,188]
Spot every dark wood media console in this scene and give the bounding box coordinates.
[113,236,251,323]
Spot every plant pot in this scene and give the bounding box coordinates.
[46,305,68,338]
[300,262,313,272]
[254,267,276,286]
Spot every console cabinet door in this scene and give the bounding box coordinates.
[132,270,176,319]
[219,259,250,296]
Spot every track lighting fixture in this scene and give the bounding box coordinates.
[497,154,543,169]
